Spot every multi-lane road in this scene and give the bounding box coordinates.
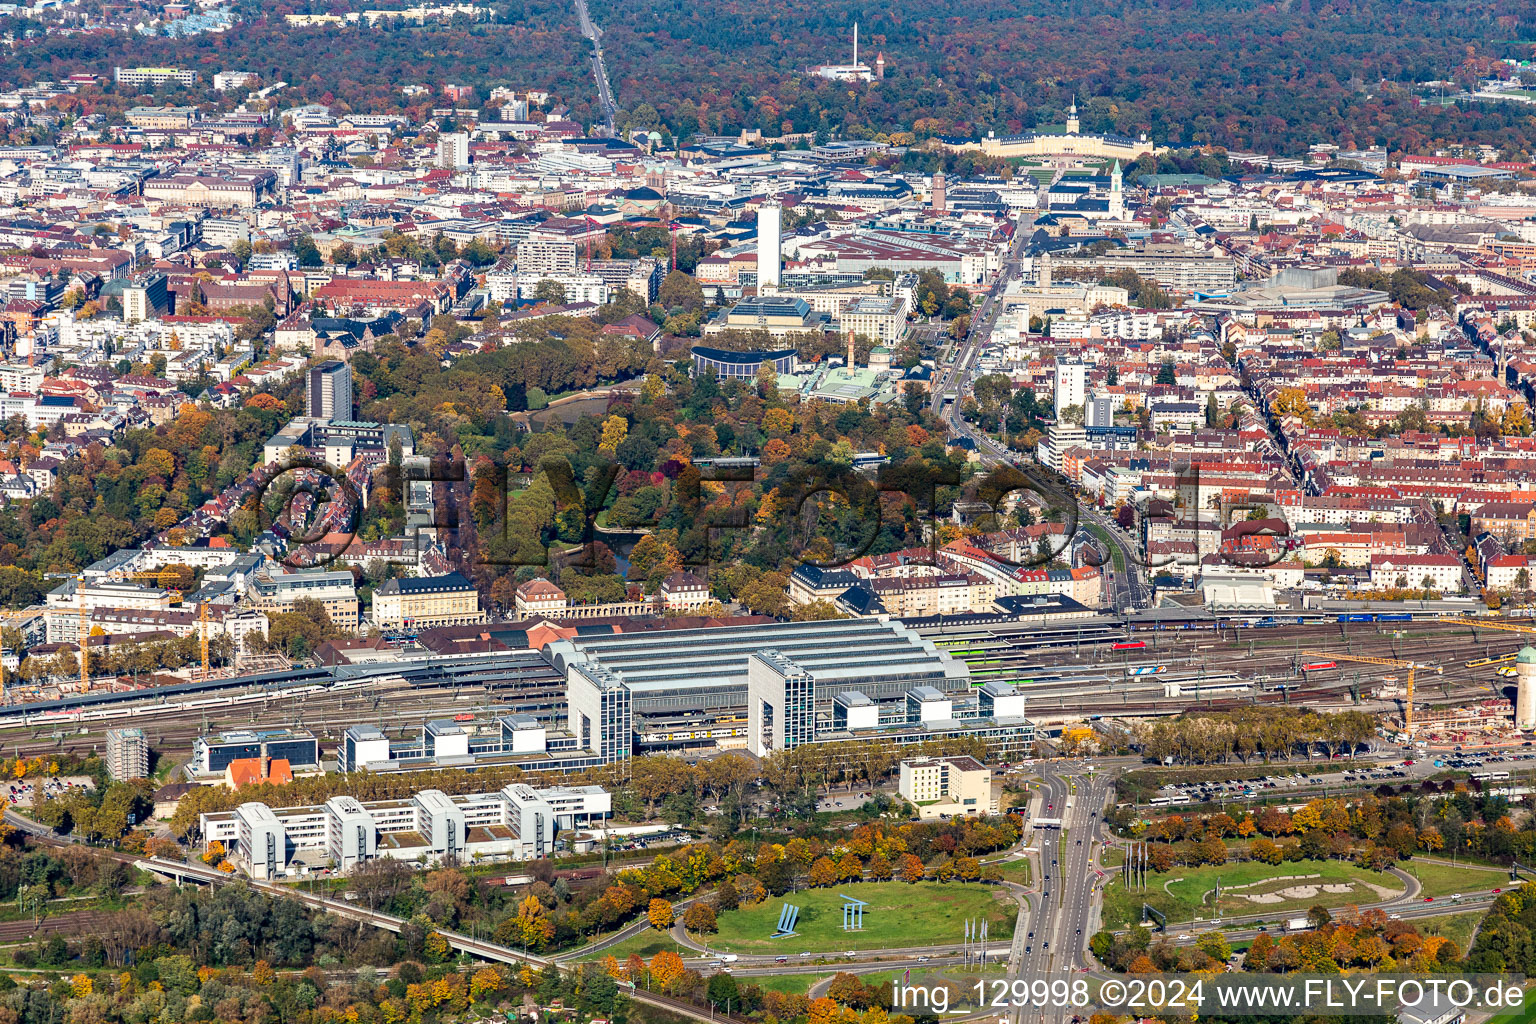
[573,0,618,135]
[929,215,1151,612]
[1006,766,1112,1021]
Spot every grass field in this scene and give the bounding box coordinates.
[1483,989,1536,1024]
[752,974,829,995]
[1412,912,1481,952]
[991,858,1032,886]
[1398,859,1509,898]
[1103,859,1403,928]
[575,929,678,962]
[711,882,1015,954]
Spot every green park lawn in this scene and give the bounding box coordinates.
[1397,859,1510,898]
[752,974,830,995]
[574,929,678,962]
[991,858,1032,886]
[1103,859,1403,928]
[710,882,1015,954]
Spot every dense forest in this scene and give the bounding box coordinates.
[10,0,1536,154]
[588,0,1536,154]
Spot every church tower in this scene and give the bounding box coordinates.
[1109,160,1124,219]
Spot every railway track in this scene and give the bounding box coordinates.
[0,909,115,944]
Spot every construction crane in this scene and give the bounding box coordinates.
[197,601,210,679]
[1461,618,1536,641]
[110,570,214,676]
[1302,650,1440,735]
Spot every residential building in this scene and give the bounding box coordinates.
[306,359,352,420]
[105,727,149,781]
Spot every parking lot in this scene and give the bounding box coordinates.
[5,775,93,808]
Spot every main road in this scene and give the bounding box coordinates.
[1008,766,1112,1022]
[930,216,1149,611]
[573,0,618,136]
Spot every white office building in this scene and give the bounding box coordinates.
[201,782,611,874]
[234,802,287,880]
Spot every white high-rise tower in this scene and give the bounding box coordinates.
[757,202,782,292]
[1110,160,1124,219]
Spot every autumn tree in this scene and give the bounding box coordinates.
[682,902,718,933]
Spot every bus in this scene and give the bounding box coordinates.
[1473,771,1512,782]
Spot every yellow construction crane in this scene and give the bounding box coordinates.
[197,601,210,678]
[1460,618,1536,640]
[110,570,213,676]
[1302,650,1441,735]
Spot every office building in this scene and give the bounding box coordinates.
[325,796,377,870]
[370,572,484,631]
[200,781,611,873]
[703,295,830,338]
[123,272,171,323]
[105,728,149,781]
[192,728,320,777]
[976,680,1027,719]
[897,754,993,819]
[340,724,392,771]
[746,649,816,756]
[514,239,578,275]
[566,662,632,763]
[247,570,360,631]
[438,132,470,170]
[413,789,467,861]
[234,802,287,879]
[306,359,353,420]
